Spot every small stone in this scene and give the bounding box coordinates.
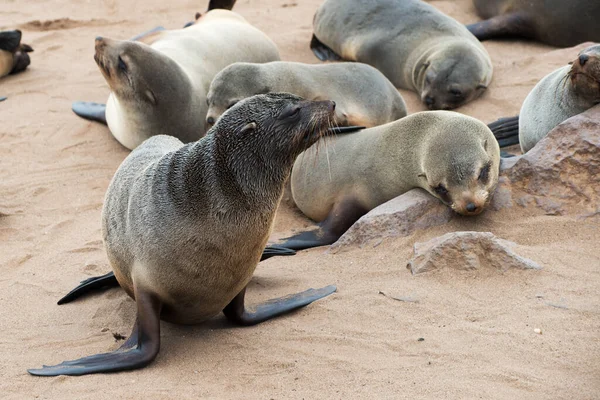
[101,327,109,332]
[534,328,542,334]
[418,337,425,342]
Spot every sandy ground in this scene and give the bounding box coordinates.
[1,0,599,398]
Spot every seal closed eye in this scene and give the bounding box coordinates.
[28,93,338,376]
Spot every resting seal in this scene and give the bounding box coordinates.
[74,9,280,150]
[28,93,337,376]
[0,30,33,78]
[281,111,500,250]
[467,0,600,47]
[206,61,407,128]
[519,44,600,153]
[310,0,492,110]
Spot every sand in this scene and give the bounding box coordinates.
[1,0,599,399]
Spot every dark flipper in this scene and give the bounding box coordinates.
[208,0,237,10]
[57,245,296,305]
[328,126,365,134]
[56,271,118,305]
[0,97,7,102]
[223,285,336,326]
[279,197,369,251]
[466,13,534,42]
[10,43,33,74]
[0,30,22,52]
[487,115,519,148]
[29,290,162,376]
[72,101,107,124]
[128,26,165,42]
[310,34,342,62]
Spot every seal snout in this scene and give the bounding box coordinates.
[465,202,478,213]
[579,54,589,66]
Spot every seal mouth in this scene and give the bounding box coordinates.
[303,100,336,142]
[94,37,112,78]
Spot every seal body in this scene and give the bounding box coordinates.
[0,30,33,77]
[311,0,492,110]
[206,61,407,128]
[98,10,280,150]
[283,111,500,250]
[519,45,600,153]
[469,0,600,47]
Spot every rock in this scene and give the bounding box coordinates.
[407,231,541,275]
[329,189,452,252]
[499,104,600,214]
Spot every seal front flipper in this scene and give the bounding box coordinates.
[57,271,119,305]
[328,126,365,135]
[208,0,237,10]
[57,245,296,305]
[72,101,107,124]
[29,290,162,376]
[466,13,534,42]
[223,285,336,326]
[310,34,342,61]
[487,115,519,148]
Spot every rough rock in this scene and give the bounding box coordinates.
[330,188,452,252]
[498,104,600,215]
[407,231,542,275]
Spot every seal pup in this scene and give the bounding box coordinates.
[519,44,600,153]
[467,0,600,47]
[281,111,500,250]
[28,93,338,376]
[310,0,493,110]
[0,30,33,78]
[72,9,280,150]
[206,61,407,129]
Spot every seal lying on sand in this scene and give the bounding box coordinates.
[28,93,337,376]
[0,30,33,78]
[280,111,500,250]
[518,44,600,152]
[73,9,280,150]
[206,61,407,128]
[467,0,600,47]
[310,0,493,110]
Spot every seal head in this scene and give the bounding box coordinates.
[568,44,600,105]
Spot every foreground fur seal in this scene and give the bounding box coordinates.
[0,30,33,77]
[311,0,492,110]
[519,45,600,153]
[28,93,337,376]
[467,0,600,47]
[281,111,500,250]
[74,10,280,150]
[206,61,407,128]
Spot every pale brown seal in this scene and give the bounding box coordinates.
[28,93,337,376]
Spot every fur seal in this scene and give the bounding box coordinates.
[73,9,280,150]
[0,30,33,78]
[467,0,600,47]
[310,0,493,110]
[206,61,407,129]
[28,93,338,376]
[281,111,500,250]
[519,44,600,153]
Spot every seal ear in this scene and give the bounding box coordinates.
[145,90,157,105]
[481,139,488,151]
[239,122,257,134]
[418,172,427,180]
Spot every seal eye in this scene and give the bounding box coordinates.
[478,164,490,183]
[450,88,462,97]
[118,56,127,73]
[281,105,301,119]
[434,184,448,196]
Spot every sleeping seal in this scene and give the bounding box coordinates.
[0,30,33,77]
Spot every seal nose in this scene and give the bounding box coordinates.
[329,101,336,111]
[95,36,103,42]
[425,96,435,108]
[206,116,215,126]
[466,203,478,213]
[579,54,589,66]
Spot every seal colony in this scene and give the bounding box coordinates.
[0,30,33,78]
[206,61,407,128]
[72,8,280,150]
[519,44,600,153]
[280,111,500,250]
[310,0,493,110]
[28,93,338,376]
[467,0,600,47]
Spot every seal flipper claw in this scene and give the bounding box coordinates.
[223,285,336,326]
[72,101,107,124]
[29,291,161,376]
[310,34,342,61]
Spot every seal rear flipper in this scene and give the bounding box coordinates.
[72,101,107,124]
[278,229,338,251]
[487,115,519,148]
[328,125,366,134]
[261,244,296,261]
[129,26,165,44]
[208,0,237,10]
[310,34,342,62]
[28,291,162,376]
[57,271,119,305]
[223,285,336,326]
[466,13,534,42]
[0,30,22,53]
[10,49,32,74]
